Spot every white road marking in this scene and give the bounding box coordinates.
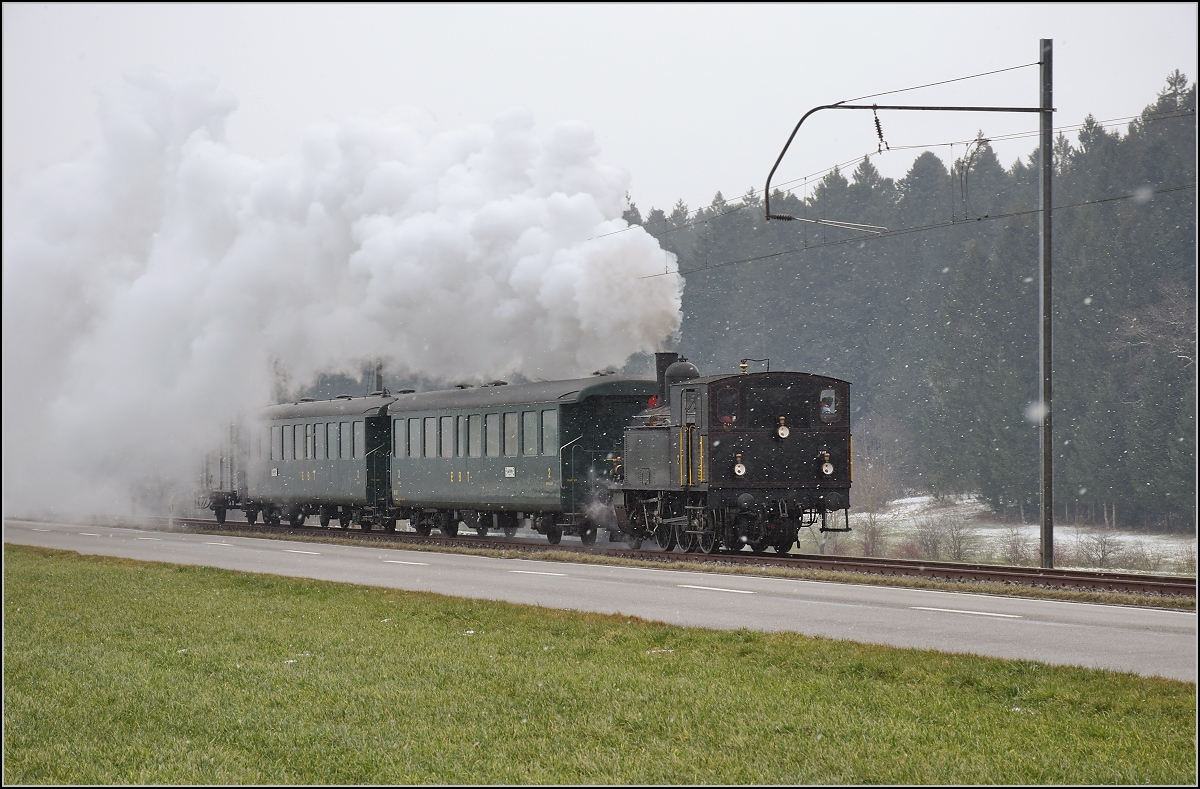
[205,542,232,546]
[384,560,429,566]
[911,606,1022,619]
[31,528,51,532]
[511,570,567,577]
[79,533,100,536]
[285,549,321,555]
[678,584,754,594]
[136,537,162,541]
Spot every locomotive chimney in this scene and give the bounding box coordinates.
[654,352,679,404]
[374,360,383,393]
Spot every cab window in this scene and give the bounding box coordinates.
[819,389,839,423]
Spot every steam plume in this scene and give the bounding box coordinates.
[2,70,681,516]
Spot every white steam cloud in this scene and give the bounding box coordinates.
[2,70,682,516]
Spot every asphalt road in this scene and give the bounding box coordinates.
[5,518,1195,682]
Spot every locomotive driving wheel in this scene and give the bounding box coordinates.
[652,517,675,552]
[675,520,697,552]
[580,525,597,546]
[694,511,719,554]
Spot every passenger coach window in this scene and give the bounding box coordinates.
[306,424,316,459]
[504,412,519,457]
[469,414,482,457]
[283,424,295,460]
[523,412,538,456]
[819,389,839,423]
[485,414,500,457]
[440,416,454,458]
[457,415,467,457]
[424,417,437,458]
[353,421,365,459]
[408,418,420,457]
[326,423,335,459]
[393,419,403,456]
[541,410,558,456]
[272,425,282,461]
[341,421,352,459]
[316,423,325,458]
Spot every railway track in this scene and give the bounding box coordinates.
[171,516,1196,598]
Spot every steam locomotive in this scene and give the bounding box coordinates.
[197,353,852,553]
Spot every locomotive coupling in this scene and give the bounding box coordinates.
[776,416,790,439]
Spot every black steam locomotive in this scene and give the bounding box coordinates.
[198,353,852,553]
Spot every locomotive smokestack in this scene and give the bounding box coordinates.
[374,360,383,393]
[654,352,679,403]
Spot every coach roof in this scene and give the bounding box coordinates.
[386,375,657,414]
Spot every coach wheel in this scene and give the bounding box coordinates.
[546,526,562,545]
[318,508,331,528]
[503,527,518,538]
[384,517,397,533]
[214,506,227,525]
[266,508,281,526]
[414,522,432,537]
[580,526,597,546]
[245,509,259,525]
[440,515,459,538]
[288,508,304,528]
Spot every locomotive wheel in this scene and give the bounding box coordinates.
[384,518,397,533]
[750,540,768,555]
[214,506,227,526]
[580,526,597,546]
[546,526,562,545]
[675,521,697,552]
[246,509,259,525]
[652,520,675,552]
[414,523,432,537]
[776,540,793,555]
[628,536,643,549]
[698,530,719,554]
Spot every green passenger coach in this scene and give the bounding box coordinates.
[386,376,656,544]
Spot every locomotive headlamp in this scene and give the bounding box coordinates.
[776,416,790,439]
[733,453,747,477]
[820,451,834,476]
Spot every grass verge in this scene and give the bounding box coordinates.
[4,544,1196,784]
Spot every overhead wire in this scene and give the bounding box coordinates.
[611,105,1195,244]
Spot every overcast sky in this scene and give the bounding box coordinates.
[3,3,1197,216]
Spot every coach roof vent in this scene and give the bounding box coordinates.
[335,394,354,400]
[368,389,390,397]
[397,388,416,394]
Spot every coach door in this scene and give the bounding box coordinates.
[680,388,705,487]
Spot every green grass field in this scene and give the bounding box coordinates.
[4,544,1195,784]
